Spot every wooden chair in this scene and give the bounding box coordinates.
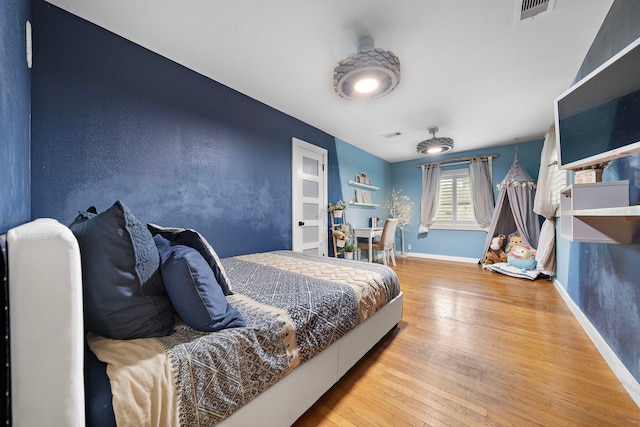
[357,218,399,266]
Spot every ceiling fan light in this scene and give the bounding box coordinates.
[354,78,379,93]
[333,37,401,101]
[417,128,454,155]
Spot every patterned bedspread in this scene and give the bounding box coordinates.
[89,251,400,427]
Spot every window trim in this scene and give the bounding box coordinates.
[549,161,569,218]
[432,168,485,231]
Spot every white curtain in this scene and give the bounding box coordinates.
[533,125,558,273]
[469,157,495,228]
[419,164,442,233]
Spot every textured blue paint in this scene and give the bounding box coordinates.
[555,0,640,386]
[30,1,339,257]
[335,138,392,227]
[580,243,640,379]
[0,0,31,233]
[334,138,398,256]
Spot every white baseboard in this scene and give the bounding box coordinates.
[403,251,480,264]
[552,279,640,407]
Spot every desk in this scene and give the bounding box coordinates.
[353,227,383,262]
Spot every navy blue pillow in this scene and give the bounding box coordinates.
[154,235,245,332]
[70,201,174,339]
[147,223,233,295]
[69,206,97,227]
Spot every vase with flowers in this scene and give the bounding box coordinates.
[328,200,347,218]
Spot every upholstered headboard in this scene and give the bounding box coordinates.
[7,219,85,426]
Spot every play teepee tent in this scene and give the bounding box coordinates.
[481,159,540,260]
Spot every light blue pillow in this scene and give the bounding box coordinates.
[69,201,174,339]
[154,235,245,332]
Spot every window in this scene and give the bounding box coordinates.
[549,161,568,217]
[432,168,482,230]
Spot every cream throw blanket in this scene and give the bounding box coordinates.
[88,334,178,427]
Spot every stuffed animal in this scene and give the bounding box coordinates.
[484,234,508,265]
[507,244,537,270]
[333,230,347,240]
[505,232,525,254]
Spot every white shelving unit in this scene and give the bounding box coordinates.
[348,201,380,207]
[560,181,639,243]
[348,180,379,190]
[348,178,379,207]
[554,36,640,245]
[330,210,348,258]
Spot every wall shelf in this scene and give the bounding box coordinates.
[348,175,378,206]
[560,181,639,243]
[348,180,379,190]
[349,201,380,207]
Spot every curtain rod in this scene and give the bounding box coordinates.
[416,154,499,168]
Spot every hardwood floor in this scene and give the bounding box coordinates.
[294,257,640,426]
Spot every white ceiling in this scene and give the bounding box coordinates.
[44,0,613,163]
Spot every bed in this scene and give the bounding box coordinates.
[5,215,403,427]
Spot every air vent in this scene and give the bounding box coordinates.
[382,131,402,139]
[517,0,555,21]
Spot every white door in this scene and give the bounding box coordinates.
[292,138,327,256]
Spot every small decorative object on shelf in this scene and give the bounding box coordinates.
[333,229,347,248]
[386,188,413,256]
[575,169,603,184]
[328,200,347,211]
[355,190,374,204]
[355,172,371,186]
[363,191,373,204]
[574,162,608,184]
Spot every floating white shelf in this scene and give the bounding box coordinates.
[349,201,380,207]
[348,177,379,206]
[560,181,639,244]
[348,180,379,190]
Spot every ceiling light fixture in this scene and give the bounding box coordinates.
[333,36,401,101]
[417,127,454,155]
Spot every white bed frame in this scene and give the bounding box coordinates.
[8,219,403,427]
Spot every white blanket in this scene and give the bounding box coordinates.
[483,262,550,280]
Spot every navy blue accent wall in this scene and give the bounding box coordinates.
[31,1,340,257]
[1,1,31,425]
[0,0,31,233]
[562,0,640,383]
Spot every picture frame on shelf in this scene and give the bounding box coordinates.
[363,191,373,204]
[354,172,373,187]
[360,172,368,185]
